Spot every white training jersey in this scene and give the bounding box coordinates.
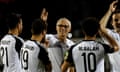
[102,29,120,72]
[46,34,74,72]
[20,40,51,72]
[65,40,115,72]
[0,34,24,72]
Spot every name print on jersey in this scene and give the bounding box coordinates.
[79,46,99,51]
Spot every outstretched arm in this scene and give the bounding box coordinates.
[40,8,49,47]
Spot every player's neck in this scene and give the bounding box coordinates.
[31,35,42,42]
[8,29,19,36]
[84,36,96,40]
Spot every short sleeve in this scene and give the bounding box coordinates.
[102,44,115,53]
[38,46,51,65]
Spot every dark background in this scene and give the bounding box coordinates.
[0,0,117,39]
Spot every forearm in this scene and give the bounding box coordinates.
[99,9,112,29]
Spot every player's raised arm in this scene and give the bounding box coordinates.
[99,0,119,52]
[99,0,118,31]
[40,8,49,47]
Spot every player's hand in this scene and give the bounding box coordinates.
[40,8,48,22]
[109,0,118,12]
[43,39,49,48]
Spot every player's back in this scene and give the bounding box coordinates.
[21,40,46,72]
[71,40,111,72]
[0,34,23,72]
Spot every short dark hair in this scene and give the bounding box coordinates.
[6,13,22,29]
[31,19,47,35]
[81,17,100,36]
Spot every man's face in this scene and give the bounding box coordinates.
[112,13,120,32]
[56,19,71,39]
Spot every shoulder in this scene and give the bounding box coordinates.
[12,35,24,46]
[24,40,37,47]
[69,40,83,49]
[46,34,59,46]
[66,39,74,44]
[66,38,75,47]
[46,34,57,41]
[16,36,24,43]
[1,34,16,44]
[1,34,15,41]
[22,40,39,51]
[98,41,110,47]
[46,34,55,39]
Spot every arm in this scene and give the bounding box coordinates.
[61,61,71,72]
[99,0,119,52]
[99,29,119,52]
[40,8,49,47]
[61,45,74,72]
[99,0,118,31]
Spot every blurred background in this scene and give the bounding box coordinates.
[0,0,117,40]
